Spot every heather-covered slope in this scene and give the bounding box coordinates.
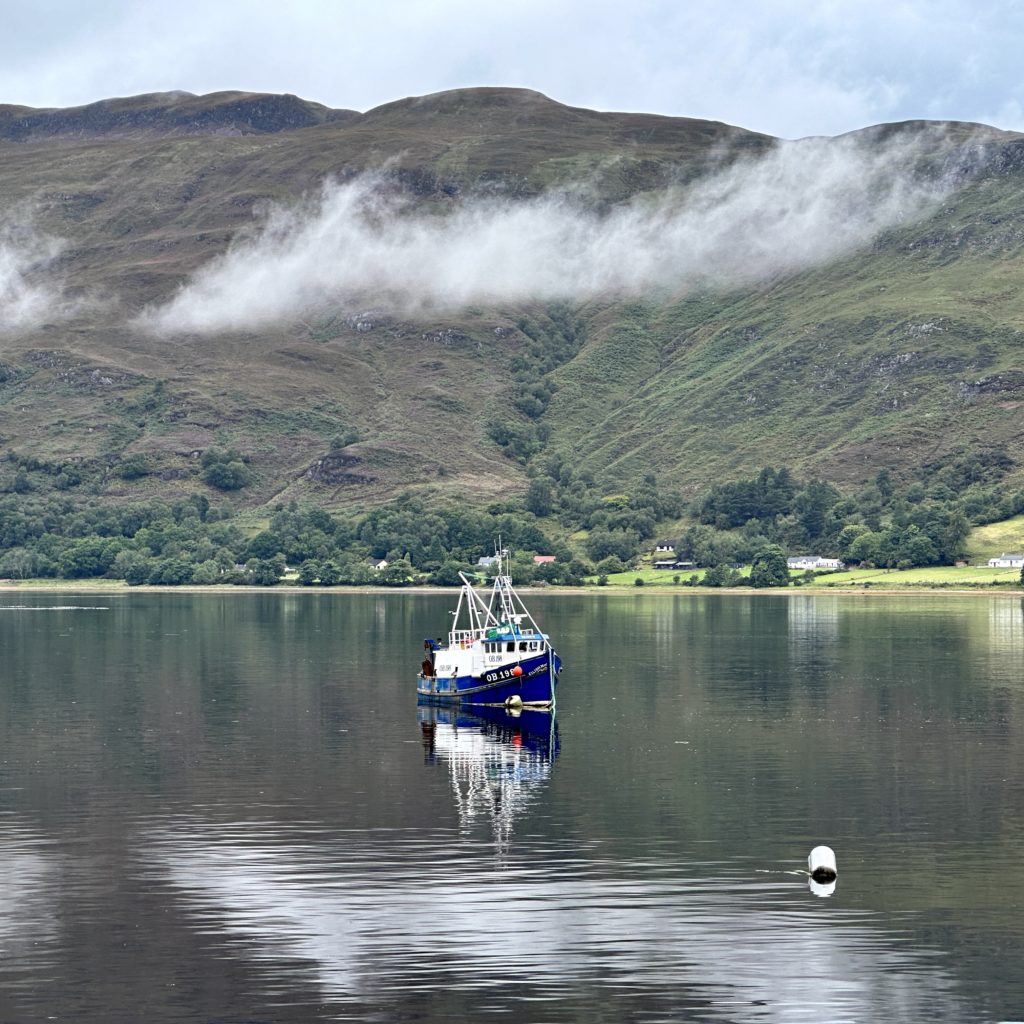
[0,87,1022,511]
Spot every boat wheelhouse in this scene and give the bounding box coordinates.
[417,556,561,708]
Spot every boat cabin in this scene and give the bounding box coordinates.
[482,638,547,655]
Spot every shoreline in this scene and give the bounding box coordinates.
[0,581,1022,598]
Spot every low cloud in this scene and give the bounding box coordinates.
[0,209,70,332]
[145,132,961,334]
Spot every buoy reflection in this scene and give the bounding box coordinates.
[809,877,837,898]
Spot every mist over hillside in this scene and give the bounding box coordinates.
[143,132,955,333]
[0,86,1022,512]
[0,205,66,327]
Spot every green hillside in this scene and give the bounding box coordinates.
[965,514,1024,562]
[1,86,1023,520]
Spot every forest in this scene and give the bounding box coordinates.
[1,445,1021,586]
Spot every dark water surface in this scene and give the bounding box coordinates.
[1,590,1023,1022]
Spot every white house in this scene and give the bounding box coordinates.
[787,555,845,571]
[987,553,1024,568]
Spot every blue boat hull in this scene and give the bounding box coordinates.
[417,651,561,706]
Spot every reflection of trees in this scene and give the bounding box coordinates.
[3,592,1024,1020]
[0,593,466,830]
[550,594,1024,905]
[989,599,1024,651]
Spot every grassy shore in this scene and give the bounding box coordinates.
[802,565,1022,588]
[0,579,430,594]
[1,567,1022,596]
[593,564,1024,591]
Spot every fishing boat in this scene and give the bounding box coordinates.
[417,553,561,707]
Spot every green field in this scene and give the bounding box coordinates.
[597,567,716,587]
[593,564,1022,589]
[804,565,1022,588]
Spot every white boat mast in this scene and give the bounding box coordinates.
[450,571,501,644]
[487,546,545,638]
[448,545,547,644]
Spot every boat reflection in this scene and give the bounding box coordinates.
[418,705,558,858]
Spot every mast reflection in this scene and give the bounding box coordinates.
[418,705,559,858]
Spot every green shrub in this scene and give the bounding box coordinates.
[117,455,150,480]
[202,460,252,491]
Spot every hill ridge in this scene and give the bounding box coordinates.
[0,88,1022,513]
[0,90,358,141]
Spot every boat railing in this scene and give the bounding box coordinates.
[449,626,550,644]
[449,629,483,645]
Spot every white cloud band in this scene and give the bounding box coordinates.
[144,131,958,334]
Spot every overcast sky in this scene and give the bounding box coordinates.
[3,0,1023,139]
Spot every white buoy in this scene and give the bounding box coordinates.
[808,845,837,883]
[505,694,524,711]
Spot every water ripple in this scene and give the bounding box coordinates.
[142,818,967,1021]
[0,820,62,988]
[0,604,109,611]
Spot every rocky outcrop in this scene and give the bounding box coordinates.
[304,451,374,486]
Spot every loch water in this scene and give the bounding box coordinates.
[1,590,1023,1023]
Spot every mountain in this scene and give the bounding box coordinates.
[0,86,1022,513]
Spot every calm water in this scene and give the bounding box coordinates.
[1,590,1023,1023]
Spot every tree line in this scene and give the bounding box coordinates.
[689,454,1023,571]
[0,448,1020,585]
[0,493,591,586]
